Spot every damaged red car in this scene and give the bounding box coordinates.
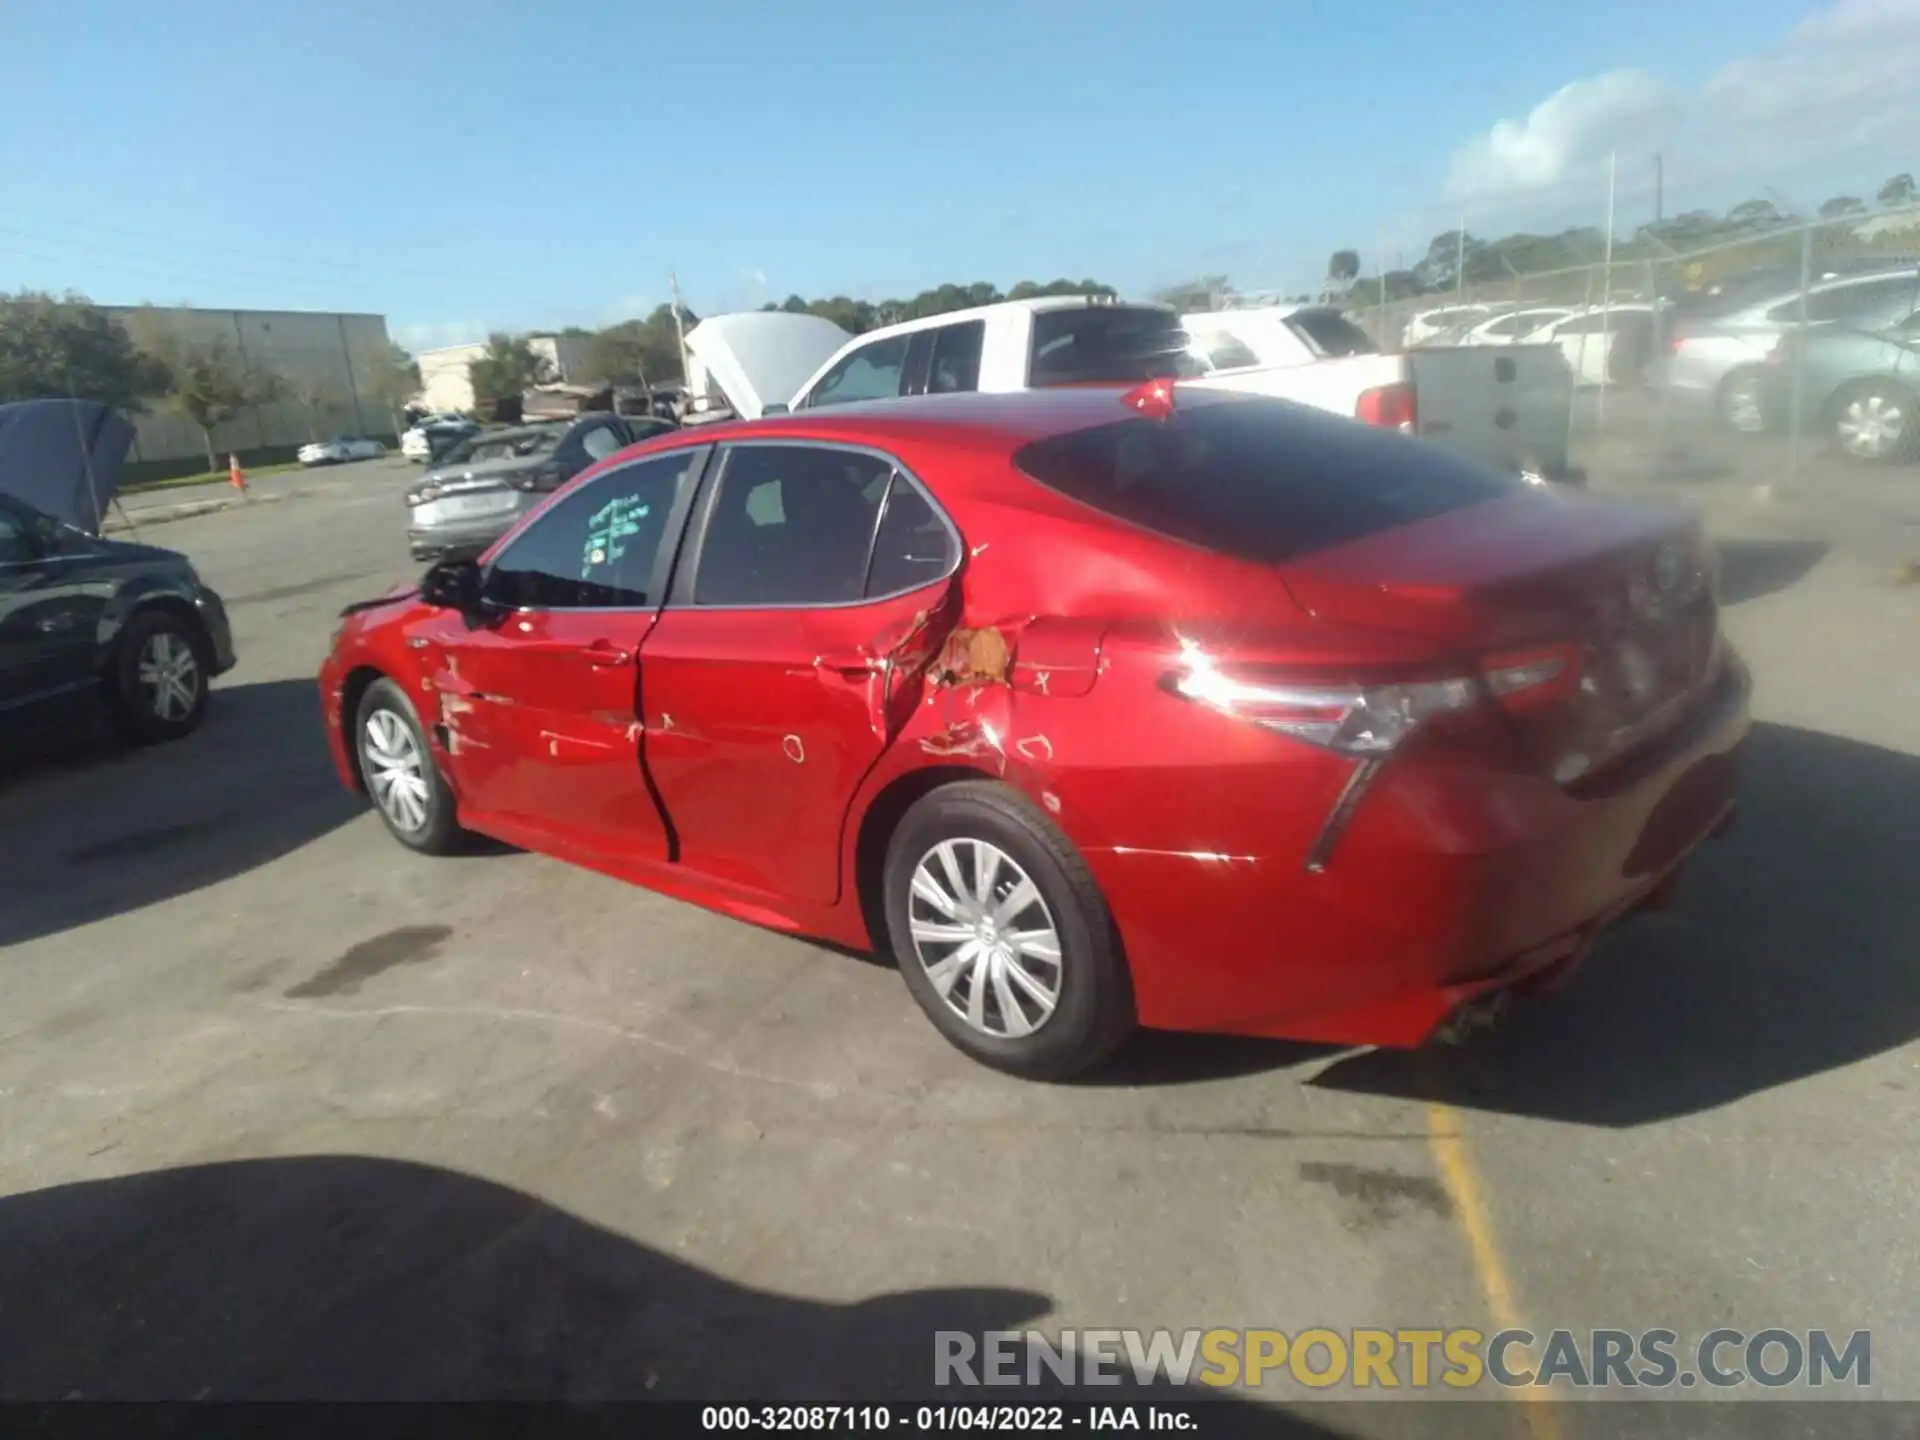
[319,385,1749,1078]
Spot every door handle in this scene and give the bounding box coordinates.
[581,641,633,667]
[814,651,879,678]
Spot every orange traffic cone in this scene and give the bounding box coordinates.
[228,454,247,497]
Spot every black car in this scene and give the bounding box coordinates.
[404,411,678,563]
[1,494,236,748]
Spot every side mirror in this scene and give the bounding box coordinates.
[30,513,68,554]
[419,557,483,612]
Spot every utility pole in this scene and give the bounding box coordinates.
[669,269,690,385]
[1455,217,1466,295]
[1654,153,1664,226]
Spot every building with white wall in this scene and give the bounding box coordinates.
[415,334,593,415]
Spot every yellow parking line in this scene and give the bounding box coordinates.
[1426,1101,1561,1440]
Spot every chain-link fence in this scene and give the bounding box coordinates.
[1330,201,1920,561]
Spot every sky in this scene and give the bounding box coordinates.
[2,0,1915,352]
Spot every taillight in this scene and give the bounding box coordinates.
[1356,383,1416,432]
[1170,643,1578,756]
[406,484,440,507]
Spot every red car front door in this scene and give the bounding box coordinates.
[426,447,708,865]
[639,441,962,904]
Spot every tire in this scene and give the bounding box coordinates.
[882,780,1135,1080]
[1829,380,1915,465]
[106,607,211,744]
[353,678,465,854]
[1716,368,1768,435]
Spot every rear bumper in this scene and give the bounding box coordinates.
[1087,649,1753,1046]
[408,518,516,562]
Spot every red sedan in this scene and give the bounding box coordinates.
[319,384,1749,1079]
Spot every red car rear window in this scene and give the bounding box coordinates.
[1011,396,1518,565]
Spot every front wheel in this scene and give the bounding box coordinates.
[107,608,210,744]
[1831,381,1914,464]
[354,678,465,854]
[883,781,1134,1080]
[1717,368,1768,435]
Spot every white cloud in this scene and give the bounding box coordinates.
[1444,0,1920,208]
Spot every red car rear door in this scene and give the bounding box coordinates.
[425,446,709,863]
[638,440,963,904]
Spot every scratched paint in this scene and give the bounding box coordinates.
[1110,845,1260,865]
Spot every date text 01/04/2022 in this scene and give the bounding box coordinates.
[700,1406,1202,1433]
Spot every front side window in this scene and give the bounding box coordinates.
[1189,331,1262,371]
[483,449,698,609]
[802,335,911,409]
[0,504,34,565]
[695,445,894,606]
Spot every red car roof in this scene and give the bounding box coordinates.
[645,386,1241,456]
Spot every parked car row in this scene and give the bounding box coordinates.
[1399,261,1920,463]
[299,434,389,466]
[705,295,1579,482]
[1662,264,1919,461]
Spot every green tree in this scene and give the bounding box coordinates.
[138,326,282,474]
[1879,173,1917,208]
[467,333,551,416]
[356,342,421,437]
[1324,249,1361,297]
[1819,196,1868,219]
[1153,276,1231,311]
[0,290,170,411]
[1726,198,1786,229]
[1414,231,1485,291]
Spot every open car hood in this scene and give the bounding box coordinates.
[0,399,135,534]
[684,312,851,419]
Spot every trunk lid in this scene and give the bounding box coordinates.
[1280,491,1722,783]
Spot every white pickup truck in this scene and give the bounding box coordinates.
[687,296,1575,479]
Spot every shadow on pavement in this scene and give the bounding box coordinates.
[1715,538,1829,605]
[0,678,365,947]
[1311,721,1920,1125]
[0,1153,1343,1435]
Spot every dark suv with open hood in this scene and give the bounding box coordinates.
[404,411,677,562]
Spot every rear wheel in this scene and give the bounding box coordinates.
[107,609,210,744]
[883,781,1134,1080]
[354,678,464,854]
[1717,368,1768,435]
[1831,381,1914,464]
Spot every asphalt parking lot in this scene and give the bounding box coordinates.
[2,453,1917,1433]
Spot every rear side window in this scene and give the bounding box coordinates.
[927,321,985,393]
[1012,397,1519,566]
[865,477,957,596]
[1028,306,1202,385]
[1285,310,1377,357]
[695,444,893,606]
